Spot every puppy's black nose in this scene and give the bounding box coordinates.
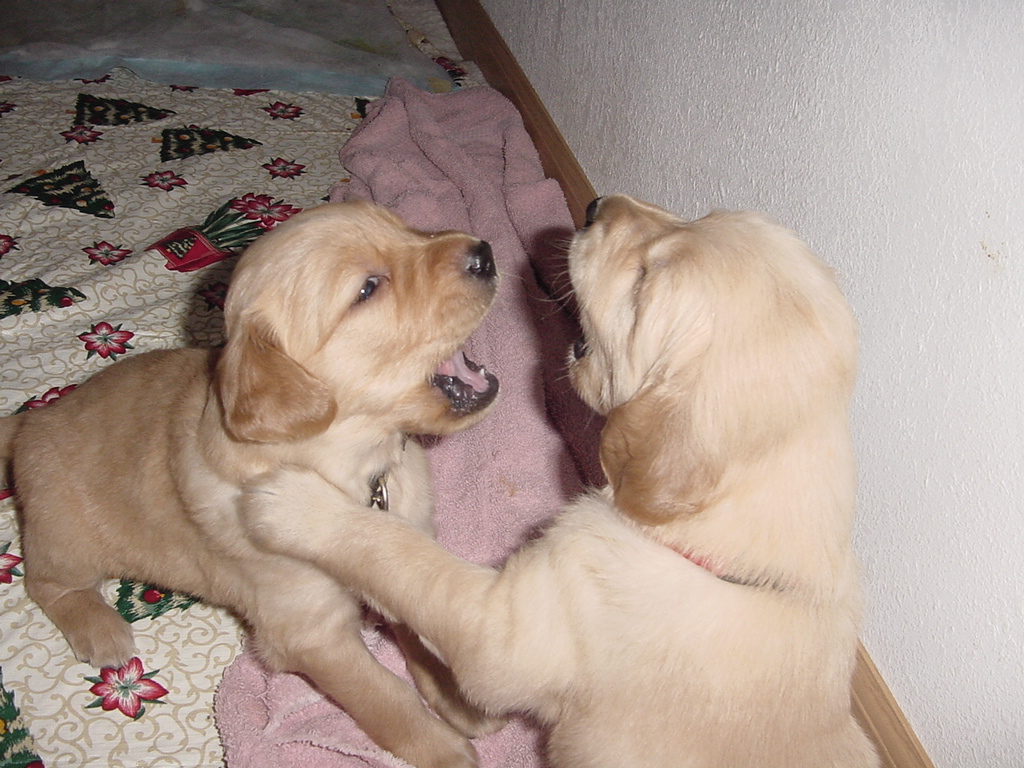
[584,198,602,228]
[466,241,496,280]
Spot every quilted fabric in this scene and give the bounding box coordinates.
[0,66,363,768]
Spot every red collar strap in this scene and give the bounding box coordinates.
[669,545,789,593]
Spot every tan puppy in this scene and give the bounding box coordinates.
[0,201,502,768]
[242,195,879,767]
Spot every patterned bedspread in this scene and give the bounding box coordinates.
[0,66,367,768]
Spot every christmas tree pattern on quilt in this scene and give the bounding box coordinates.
[5,161,115,218]
[75,93,176,126]
[116,580,198,623]
[0,670,44,768]
[0,278,86,318]
[160,125,262,162]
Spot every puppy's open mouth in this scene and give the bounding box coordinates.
[432,350,499,413]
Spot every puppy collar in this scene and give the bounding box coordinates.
[368,434,407,512]
[670,545,789,593]
[369,472,389,511]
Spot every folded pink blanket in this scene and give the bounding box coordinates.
[215,78,602,766]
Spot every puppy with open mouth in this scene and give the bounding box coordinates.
[242,195,878,768]
[0,200,500,768]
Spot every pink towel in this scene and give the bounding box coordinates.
[215,77,602,767]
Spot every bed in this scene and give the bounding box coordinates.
[0,2,588,766]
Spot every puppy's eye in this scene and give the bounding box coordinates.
[582,197,602,229]
[573,337,589,360]
[357,276,384,303]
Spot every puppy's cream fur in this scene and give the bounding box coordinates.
[0,201,501,768]
[243,195,879,767]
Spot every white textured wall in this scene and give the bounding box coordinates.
[478,1,1024,765]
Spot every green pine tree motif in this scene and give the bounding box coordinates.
[75,93,176,126]
[192,198,267,250]
[0,278,87,318]
[160,126,262,162]
[115,580,198,623]
[5,161,115,218]
[0,670,44,768]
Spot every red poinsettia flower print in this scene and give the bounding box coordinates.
[61,125,103,144]
[262,157,306,179]
[0,233,17,256]
[84,240,132,266]
[87,657,168,719]
[228,194,302,230]
[142,170,187,191]
[0,542,23,584]
[22,385,77,410]
[79,322,135,360]
[262,101,303,120]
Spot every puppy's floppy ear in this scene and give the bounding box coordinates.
[217,316,337,443]
[599,383,720,525]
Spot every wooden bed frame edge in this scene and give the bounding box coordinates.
[432,2,936,767]
[432,0,596,228]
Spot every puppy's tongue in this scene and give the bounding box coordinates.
[435,350,491,393]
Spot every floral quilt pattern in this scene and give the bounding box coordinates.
[0,66,365,767]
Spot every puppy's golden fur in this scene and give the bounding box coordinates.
[0,200,502,768]
[243,195,879,767]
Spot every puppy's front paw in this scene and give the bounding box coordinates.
[242,466,372,561]
[241,466,351,557]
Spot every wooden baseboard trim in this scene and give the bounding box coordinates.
[434,2,935,767]
[853,644,935,768]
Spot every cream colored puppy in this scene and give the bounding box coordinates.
[243,195,879,767]
[0,201,501,768]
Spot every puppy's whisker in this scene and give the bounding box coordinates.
[530,281,579,312]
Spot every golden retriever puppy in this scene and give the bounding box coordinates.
[242,195,879,767]
[0,200,502,768]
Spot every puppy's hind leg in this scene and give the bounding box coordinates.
[24,574,135,668]
[19,500,135,668]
